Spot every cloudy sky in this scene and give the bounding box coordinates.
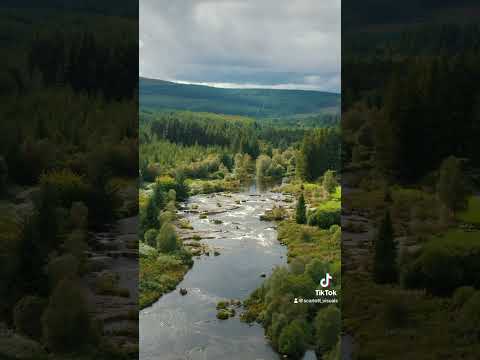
[140,0,340,93]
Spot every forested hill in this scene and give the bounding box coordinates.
[139,77,340,118]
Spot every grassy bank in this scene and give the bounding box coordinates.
[343,187,480,359]
[139,245,193,309]
[242,184,341,360]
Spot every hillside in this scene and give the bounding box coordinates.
[139,77,340,118]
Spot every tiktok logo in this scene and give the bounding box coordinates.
[320,273,333,288]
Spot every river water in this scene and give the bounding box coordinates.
[139,185,290,360]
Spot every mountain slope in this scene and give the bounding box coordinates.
[139,77,340,118]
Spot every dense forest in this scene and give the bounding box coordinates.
[342,9,480,359]
[139,90,341,359]
[139,77,340,118]
[0,6,138,359]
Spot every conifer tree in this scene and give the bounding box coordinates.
[152,183,165,210]
[141,198,159,235]
[296,192,307,225]
[437,156,467,213]
[373,210,397,284]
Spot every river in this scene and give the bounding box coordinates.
[139,184,290,360]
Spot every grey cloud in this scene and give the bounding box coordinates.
[140,0,340,92]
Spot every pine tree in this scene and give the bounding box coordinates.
[322,170,337,194]
[437,156,468,213]
[141,198,159,235]
[296,193,307,225]
[152,183,165,210]
[373,210,397,284]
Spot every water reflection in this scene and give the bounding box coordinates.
[140,188,288,360]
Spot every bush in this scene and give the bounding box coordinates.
[101,141,138,178]
[63,229,88,266]
[140,198,159,236]
[70,201,88,229]
[278,320,307,358]
[142,163,161,182]
[308,209,340,229]
[167,189,176,202]
[9,139,56,185]
[47,254,79,289]
[95,271,121,295]
[322,170,338,194]
[453,286,476,309]
[306,259,330,283]
[156,175,177,192]
[144,229,159,247]
[13,296,47,340]
[404,230,480,295]
[156,223,178,253]
[159,210,175,224]
[457,291,480,341]
[42,278,99,352]
[40,169,90,208]
[315,306,340,352]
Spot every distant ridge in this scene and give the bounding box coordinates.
[139,77,340,118]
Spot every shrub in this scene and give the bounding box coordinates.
[156,175,177,192]
[308,209,340,229]
[63,229,88,266]
[278,320,307,358]
[306,259,330,283]
[268,313,288,349]
[322,170,338,194]
[453,286,476,309]
[405,230,480,295]
[157,223,178,253]
[95,271,120,296]
[159,210,175,224]
[47,254,79,289]
[142,163,161,182]
[13,296,47,340]
[70,202,88,229]
[9,139,56,185]
[140,198,159,236]
[152,183,165,210]
[42,278,99,352]
[315,305,340,352]
[289,258,306,275]
[144,229,159,247]
[102,141,138,178]
[167,189,176,202]
[40,169,90,208]
[457,291,480,341]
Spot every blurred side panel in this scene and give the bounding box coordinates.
[0,1,139,359]
[342,0,480,359]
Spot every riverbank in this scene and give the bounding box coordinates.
[140,188,290,360]
[342,184,480,359]
[242,184,341,360]
[138,179,273,310]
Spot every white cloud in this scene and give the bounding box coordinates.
[140,0,340,92]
